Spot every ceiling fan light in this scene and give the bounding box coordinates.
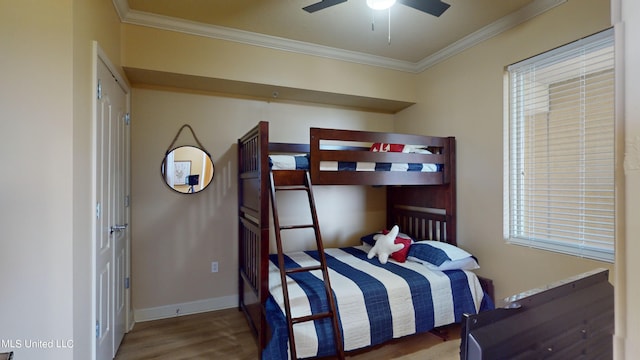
[366,0,396,10]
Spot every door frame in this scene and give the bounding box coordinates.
[92,41,132,359]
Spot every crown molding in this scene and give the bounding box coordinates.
[121,8,418,72]
[112,0,129,21]
[416,0,567,71]
[112,0,566,74]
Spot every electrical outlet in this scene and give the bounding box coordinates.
[211,261,218,273]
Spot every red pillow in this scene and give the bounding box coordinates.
[370,143,405,152]
[380,229,412,263]
[390,237,412,262]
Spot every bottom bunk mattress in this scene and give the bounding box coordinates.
[263,246,492,359]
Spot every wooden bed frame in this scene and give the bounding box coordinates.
[237,121,494,356]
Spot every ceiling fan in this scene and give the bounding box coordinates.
[303,0,451,17]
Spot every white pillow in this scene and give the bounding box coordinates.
[421,257,480,271]
[269,154,309,170]
[407,240,479,271]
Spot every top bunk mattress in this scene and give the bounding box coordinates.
[269,142,441,173]
[269,154,439,172]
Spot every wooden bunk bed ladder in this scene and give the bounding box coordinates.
[269,170,345,360]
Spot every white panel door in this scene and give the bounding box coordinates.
[111,78,128,354]
[96,55,129,360]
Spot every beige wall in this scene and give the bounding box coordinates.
[395,0,614,303]
[0,0,121,359]
[1,0,123,359]
[72,0,125,358]
[620,0,640,357]
[0,1,74,359]
[121,24,417,104]
[130,88,393,315]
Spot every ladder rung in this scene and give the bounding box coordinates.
[280,224,314,230]
[285,265,323,274]
[275,186,309,191]
[292,311,334,324]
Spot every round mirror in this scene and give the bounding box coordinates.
[161,145,214,194]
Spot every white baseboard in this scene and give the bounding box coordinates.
[133,295,238,323]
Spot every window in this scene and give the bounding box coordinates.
[506,28,615,262]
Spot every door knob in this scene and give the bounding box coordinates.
[110,224,128,234]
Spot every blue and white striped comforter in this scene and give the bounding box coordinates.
[263,246,489,359]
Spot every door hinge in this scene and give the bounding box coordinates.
[124,195,130,207]
[124,112,130,125]
[96,202,101,219]
[96,321,100,339]
[97,79,102,100]
[125,277,130,289]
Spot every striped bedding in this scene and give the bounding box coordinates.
[263,246,490,359]
[269,154,439,172]
[320,161,438,172]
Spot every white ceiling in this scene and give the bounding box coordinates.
[116,0,567,73]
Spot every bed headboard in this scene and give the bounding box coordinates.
[386,184,456,246]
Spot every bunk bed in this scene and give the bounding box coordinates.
[238,121,494,359]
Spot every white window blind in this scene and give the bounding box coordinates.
[507,28,615,263]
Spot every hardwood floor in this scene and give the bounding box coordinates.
[115,309,258,360]
[114,308,460,359]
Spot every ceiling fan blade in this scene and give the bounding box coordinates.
[303,0,348,13]
[398,0,450,17]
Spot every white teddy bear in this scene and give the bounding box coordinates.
[367,225,404,264]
